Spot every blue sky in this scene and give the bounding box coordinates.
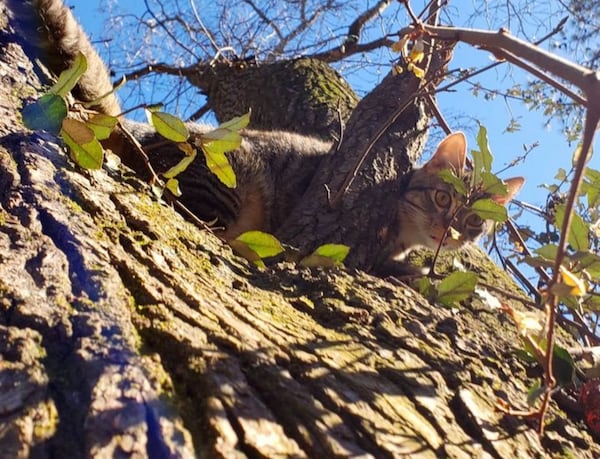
[65,0,598,233]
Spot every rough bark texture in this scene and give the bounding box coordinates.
[277,45,454,271]
[1,7,599,459]
[188,58,359,140]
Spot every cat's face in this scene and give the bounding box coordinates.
[393,132,524,257]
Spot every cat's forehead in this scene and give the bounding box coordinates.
[408,166,469,191]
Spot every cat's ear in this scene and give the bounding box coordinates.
[423,132,467,174]
[492,177,525,205]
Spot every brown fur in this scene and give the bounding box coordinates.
[8,0,524,267]
[7,0,121,116]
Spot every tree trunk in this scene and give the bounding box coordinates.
[277,45,453,272]
[188,58,359,140]
[0,6,597,458]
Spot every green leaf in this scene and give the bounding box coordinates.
[480,172,508,196]
[555,205,590,251]
[61,118,103,169]
[149,111,189,142]
[195,114,250,187]
[438,170,467,195]
[534,244,559,261]
[470,124,494,186]
[165,178,181,197]
[470,198,508,222]
[526,380,544,406]
[22,93,68,134]
[553,345,575,386]
[86,114,118,140]
[217,112,251,131]
[570,251,600,277]
[301,244,350,267]
[418,277,435,299]
[521,255,554,269]
[50,52,87,97]
[584,294,600,312]
[554,168,567,181]
[234,231,284,259]
[583,168,600,209]
[435,271,478,306]
[314,244,350,263]
[228,240,264,268]
[162,150,197,179]
[200,143,236,188]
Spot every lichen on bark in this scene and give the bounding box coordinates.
[0,6,597,458]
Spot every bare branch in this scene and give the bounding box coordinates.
[313,36,395,62]
[143,0,201,60]
[399,23,597,100]
[189,0,221,55]
[241,0,283,42]
[346,0,392,45]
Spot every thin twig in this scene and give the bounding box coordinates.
[189,0,220,55]
[143,0,200,60]
[491,48,587,106]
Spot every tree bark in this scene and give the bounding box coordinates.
[0,6,598,458]
[276,44,453,272]
[188,58,359,140]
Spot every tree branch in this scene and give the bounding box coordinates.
[398,23,598,102]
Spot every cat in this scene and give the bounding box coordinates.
[381,131,524,274]
[7,0,332,240]
[7,0,524,270]
[123,121,331,240]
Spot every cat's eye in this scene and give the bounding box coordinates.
[434,190,451,208]
[465,213,483,228]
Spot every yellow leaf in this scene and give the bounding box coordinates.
[86,114,118,140]
[408,37,425,63]
[149,111,189,142]
[218,112,251,131]
[61,118,103,169]
[165,178,182,197]
[62,117,95,144]
[559,266,588,296]
[411,65,425,79]
[163,150,197,179]
[300,254,337,268]
[177,141,196,156]
[234,231,284,258]
[201,130,242,152]
[571,143,582,166]
[201,144,236,188]
[502,303,544,338]
[447,227,462,241]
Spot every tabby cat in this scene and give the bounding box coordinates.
[389,132,523,263]
[7,0,524,268]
